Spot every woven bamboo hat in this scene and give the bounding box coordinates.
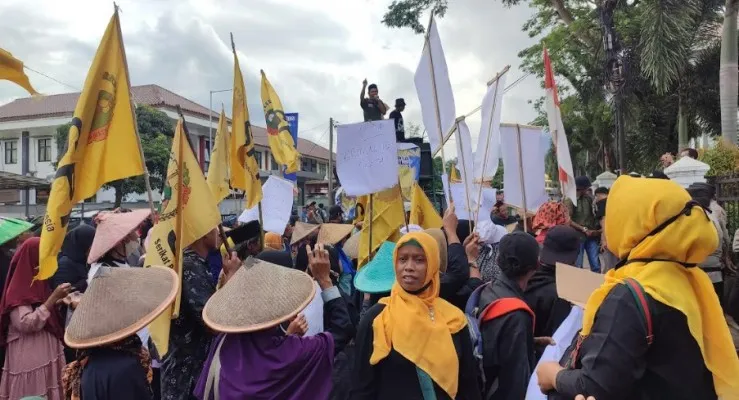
[64,266,178,348]
[290,221,319,245]
[317,223,354,245]
[87,209,151,264]
[342,232,360,260]
[203,257,316,333]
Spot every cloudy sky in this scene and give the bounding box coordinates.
[0,0,543,155]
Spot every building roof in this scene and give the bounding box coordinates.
[0,84,334,161]
[0,84,217,122]
[0,171,50,190]
[251,125,334,161]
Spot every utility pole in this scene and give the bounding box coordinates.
[328,117,334,205]
[601,0,626,173]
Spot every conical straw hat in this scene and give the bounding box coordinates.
[203,258,315,333]
[87,209,151,264]
[342,232,360,260]
[290,221,319,245]
[353,241,396,294]
[64,266,178,348]
[317,223,354,245]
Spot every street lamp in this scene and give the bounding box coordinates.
[209,88,233,149]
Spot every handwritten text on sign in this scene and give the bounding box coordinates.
[336,120,399,196]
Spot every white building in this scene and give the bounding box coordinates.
[0,84,334,217]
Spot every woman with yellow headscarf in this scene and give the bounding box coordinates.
[536,176,739,400]
[351,231,480,399]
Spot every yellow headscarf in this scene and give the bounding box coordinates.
[583,176,739,397]
[370,231,467,398]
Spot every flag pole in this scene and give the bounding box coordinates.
[424,12,453,202]
[368,193,374,262]
[473,66,510,225]
[453,116,474,238]
[515,124,528,232]
[397,178,410,233]
[113,4,156,219]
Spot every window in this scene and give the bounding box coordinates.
[318,163,327,178]
[271,155,279,171]
[204,140,211,162]
[255,151,263,169]
[37,138,51,162]
[4,141,17,164]
[310,159,317,172]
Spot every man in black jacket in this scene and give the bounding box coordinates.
[478,232,540,400]
[524,225,579,360]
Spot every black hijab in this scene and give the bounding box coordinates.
[60,224,96,264]
[256,250,293,269]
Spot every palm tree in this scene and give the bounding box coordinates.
[721,0,739,144]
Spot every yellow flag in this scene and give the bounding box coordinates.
[409,183,443,229]
[229,41,263,209]
[206,108,230,202]
[145,118,222,356]
[449,163,461,183]
[260,70,300,173]
[38,11,144,280]
[358,186,405,267]
[0,48,38,96]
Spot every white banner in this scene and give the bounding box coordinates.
[414,16,456,155]
[238,176,294,234]
[501,124,549,213]
[474,75,506,182]
[336,120,399,196]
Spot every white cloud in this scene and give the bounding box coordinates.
[0,0,543,156]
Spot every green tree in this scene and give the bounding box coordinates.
[383,0,727,175]
[54,105,174,208]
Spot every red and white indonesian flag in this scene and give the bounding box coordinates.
[543,47,577,205]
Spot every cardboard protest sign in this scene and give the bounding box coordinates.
[238,176,294,234]
[555,262,605,308]
[336,120,399,196]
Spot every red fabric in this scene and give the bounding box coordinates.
[0,237,64,345]
[532,201,570,244]
[480,297,535,331]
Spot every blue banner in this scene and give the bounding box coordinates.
[284,113,299,181]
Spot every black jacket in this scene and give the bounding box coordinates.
[52,224,96,292]
[524,263,572,358]
[81,348,153,400]
[352,303,481,400]
[479,273,536,400]
[550,284,717,400]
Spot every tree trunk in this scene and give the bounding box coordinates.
[720,0,739,144]
[678,99,689,152]
[114,183,124,208]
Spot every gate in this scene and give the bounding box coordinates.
[714,175,739,237]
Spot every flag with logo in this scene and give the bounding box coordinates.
[358,185,404,267]
[38,10,144,280]
[543,48,576,205]
[229,38,263,209]
[260,70,300,173]
[0,48,38,96]
[145,118,221,356]
[206,108,230,203]
[409,182,443,229]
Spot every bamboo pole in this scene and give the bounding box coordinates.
[423,12,453,203]
[368,193,374,261]
[472,66,510,224]
[114,4,156,219]
[515,124,528,232]
[453,117,474,238]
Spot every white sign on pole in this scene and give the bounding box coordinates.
[238,176,294,234]
[336,120,399,196]
[474,74,506,182]
[414,17,456,155]
[441,174,495,221]
[501,125,548,212]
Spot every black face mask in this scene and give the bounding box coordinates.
[613,200,710,270]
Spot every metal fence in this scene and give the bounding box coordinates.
[714,175,739,236]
